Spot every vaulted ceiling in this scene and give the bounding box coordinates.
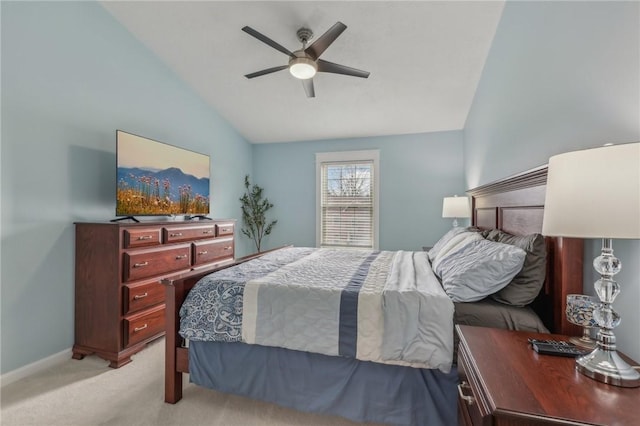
[101,1,505,143]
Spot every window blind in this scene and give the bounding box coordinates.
[320,161,374,248]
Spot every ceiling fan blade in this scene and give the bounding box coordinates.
[302,78,315,98]
[317,59,370,78]
[244,65,288,79]
[304,22,347,60]
[242,26,294,57]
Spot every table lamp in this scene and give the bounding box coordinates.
[442,195,470,227]
[542,142,640,387]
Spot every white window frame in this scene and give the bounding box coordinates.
[315,150,380,250]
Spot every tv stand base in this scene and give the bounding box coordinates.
[188,215,212,220]
[111,216,140,223]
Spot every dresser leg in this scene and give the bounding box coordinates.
[108,357,132,369]
[72,345,133,368]
[72,346,93,360]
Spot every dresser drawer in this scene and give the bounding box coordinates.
[163,225,216,243]
[123,227,162,248]
[123,244,191,282]
[123,280,165,314]
[123,305,165,348]
[192,237,234,266]
[216,222,234,237]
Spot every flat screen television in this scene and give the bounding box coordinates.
[115,130,210,219]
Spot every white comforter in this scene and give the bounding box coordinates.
[242,248,454,372]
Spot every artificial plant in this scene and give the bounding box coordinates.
[239,175,277,252]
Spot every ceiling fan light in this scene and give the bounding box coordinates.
[289,57,317,79]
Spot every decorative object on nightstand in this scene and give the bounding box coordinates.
[442,195,470,227]
[543,142,640,388]
[565,294,598,349]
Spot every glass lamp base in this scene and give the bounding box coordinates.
[576,348,640,388]
[569,335,596,349]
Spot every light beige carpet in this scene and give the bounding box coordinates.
[1,339,384,426]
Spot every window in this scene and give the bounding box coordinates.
[316,150,379,249]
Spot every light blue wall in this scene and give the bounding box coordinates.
[251,131,466,252]
[465,1,640,361]
[4,0,637,376]
[1,2,252,374]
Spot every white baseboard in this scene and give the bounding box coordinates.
[1,348,73,387]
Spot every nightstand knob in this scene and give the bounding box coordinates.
[458,381,475,406]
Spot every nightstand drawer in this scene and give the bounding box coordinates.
[457,343,491,426]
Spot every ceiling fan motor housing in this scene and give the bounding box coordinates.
[296,27,313,45]
[290,27,317,79]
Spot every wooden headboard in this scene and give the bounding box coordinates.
[467,165,583,335]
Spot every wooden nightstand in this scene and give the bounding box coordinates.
[456,325,640,426]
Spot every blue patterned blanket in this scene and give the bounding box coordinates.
[180,247,315,341]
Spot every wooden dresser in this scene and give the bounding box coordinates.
[73,220,235,368]
[456,325,639,426]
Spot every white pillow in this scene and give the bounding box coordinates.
[431,231,484,273]
[435,239,527,303]
[427,227,470,262]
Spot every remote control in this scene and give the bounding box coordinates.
[531,341,590,357]
[528,338,571,346]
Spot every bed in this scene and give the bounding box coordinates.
[161,165,584,425]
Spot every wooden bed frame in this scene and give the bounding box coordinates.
[467,165,583,336]
[161,165,584,404]
[161,247,288,404]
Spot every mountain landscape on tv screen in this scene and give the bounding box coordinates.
[116,166,209,215]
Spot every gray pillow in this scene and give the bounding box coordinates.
[484,230,547,307]
[435,239,527,303]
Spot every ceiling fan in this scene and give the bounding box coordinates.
[242,22,370,98]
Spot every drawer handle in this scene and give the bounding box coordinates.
[224,246,232,251]
[221,228,229,232]
[458,381,475,406]
[170,232,183,237]
[134,324,148,332]
[175,254,188,260]
[198,251,208,255]
[133,292,148,300]
[202,230,213,234]
[133,261,149,268]
[137,235,153,241]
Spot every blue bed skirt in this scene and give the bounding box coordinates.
[189,341,458,426]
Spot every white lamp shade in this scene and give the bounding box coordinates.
[442,196,470,218]
[542,142,640,239]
